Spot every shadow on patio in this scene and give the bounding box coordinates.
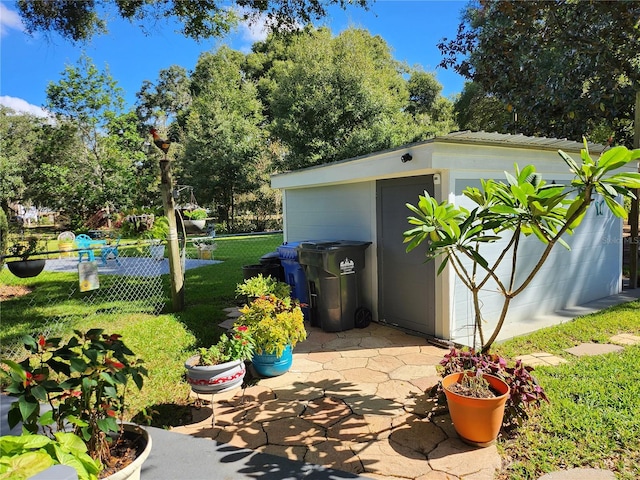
[167,322,503,480]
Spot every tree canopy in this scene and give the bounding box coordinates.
[16,0,369,42]
[3,27,457,231]
[440,0,640,146]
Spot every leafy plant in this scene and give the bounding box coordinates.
[145,216,169,241]
[439,347,548,429]
[0,432,100,480]
[236,274,291,301]
[446,370,494,399]
[239,295,306,357]
[193,238,216,248]
[404,141,640,352]
[7,237,41,261]
[1,330,147,468]
[196,325,254,365]
[183,209,207,220]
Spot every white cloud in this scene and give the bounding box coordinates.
[0,96,49,118]
[0,4,25,36]
[239,14,270,43]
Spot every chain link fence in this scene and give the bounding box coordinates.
[1,232,284,359]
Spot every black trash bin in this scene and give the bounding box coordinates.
[259,251,284,281]
[297,240,372,332]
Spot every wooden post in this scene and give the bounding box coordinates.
[158,159,184,311]
[630,90,640,289]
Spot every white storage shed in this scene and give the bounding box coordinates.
[271,131,630,346]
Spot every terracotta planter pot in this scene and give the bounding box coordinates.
[105,424,152,480]
[7,259,46,278]
[184,356,246,394]
[442,372,510,446]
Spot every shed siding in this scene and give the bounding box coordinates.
[449,172,622,346]
[282,182,377,310]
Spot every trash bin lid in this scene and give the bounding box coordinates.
[297,240,371,251]
[297,240,341,251]
[260,251,281,265]
[277,241,303,259]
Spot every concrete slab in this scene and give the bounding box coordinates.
[537,468,615,480]
[564,343,624,357]
[609,333,640,345]
[515,352,568,367]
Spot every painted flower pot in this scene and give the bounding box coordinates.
[105,424,152,480]
[7,259,46,278]
[252,345,293,377]
[184,356,246,394]
[442,371,510,446]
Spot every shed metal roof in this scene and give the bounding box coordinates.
[435,131,606,153]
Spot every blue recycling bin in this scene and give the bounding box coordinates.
[277,242,310,322]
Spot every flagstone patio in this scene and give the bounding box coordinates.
[171,322,502,480]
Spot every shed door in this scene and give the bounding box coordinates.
[376,176,435,335]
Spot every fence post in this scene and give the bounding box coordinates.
[159,159,185,311]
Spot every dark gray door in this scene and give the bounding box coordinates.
[376,176,435,335]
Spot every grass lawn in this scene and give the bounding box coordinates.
[494,300,640,480]
[1,232,283,425]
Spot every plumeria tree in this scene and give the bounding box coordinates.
[404,141,640,352]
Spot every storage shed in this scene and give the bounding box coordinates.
[271,131,631,346]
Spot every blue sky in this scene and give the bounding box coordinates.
[0,0,468,117]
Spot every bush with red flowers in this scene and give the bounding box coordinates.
[1,329,147,466]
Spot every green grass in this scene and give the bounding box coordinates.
[1,232,283,425]
[495,300,640,480]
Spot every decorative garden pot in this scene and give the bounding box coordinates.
[442,371,510,447]
[183,219,206,234]
[251,345,293,377]
[7,259,46,278]
[105,424,152,480]
[184,356,246,394]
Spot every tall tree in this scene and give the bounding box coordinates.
[45,55,143,222]
[182,47,266,229]
[268,27,421,169]
[0,107,39,212]
[136,65,192,136]
[16,0,369,42]
[439,0,640,146]
[454,81,512,133]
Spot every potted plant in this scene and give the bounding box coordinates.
[441,370,509,446]
[236,274,291,304]
[182,208,207,233]
[192,237,217,260]
[6,237,46,278]
[1,330,150,480]
[0,432,101,480]
[184,325,255,394]
[238,294,306,377]
[435,347,549,445]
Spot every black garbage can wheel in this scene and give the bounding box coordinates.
[354,306,372,329]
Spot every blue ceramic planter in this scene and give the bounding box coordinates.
[252,345,293,377]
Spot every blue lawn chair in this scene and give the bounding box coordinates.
[101,237,121,266]
[75,234,95,262]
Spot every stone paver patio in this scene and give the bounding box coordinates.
[171,322,501,479]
